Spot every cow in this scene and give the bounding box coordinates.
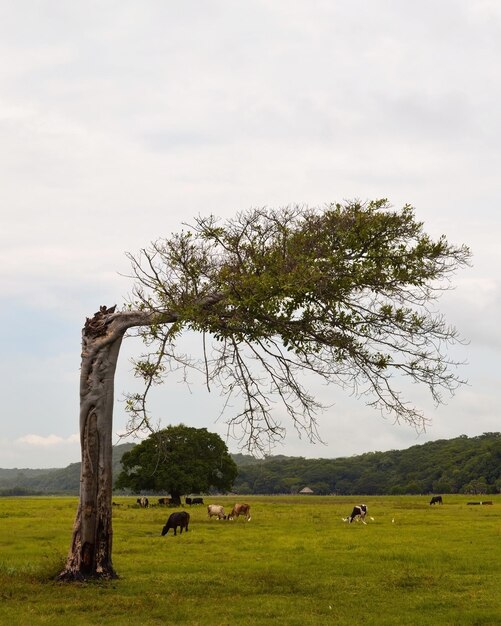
[136,496,149,508]
[430,496,443,505]
[161,511,190,536]
[207,504,226,519]
[228,503,251,521]
[343,504,368,524]
[158,497,172,506]
[186,496,204,506]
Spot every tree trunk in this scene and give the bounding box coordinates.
[58,306,172,581]
[170,492,182,507]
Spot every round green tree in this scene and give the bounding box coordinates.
[115,425,238,505]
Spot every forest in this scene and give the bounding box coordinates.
[231,432,501,495]
[1,433,499,496]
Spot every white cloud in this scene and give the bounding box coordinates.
[17,433,80,447]
[0,1,500,468]
[0,434,81,469]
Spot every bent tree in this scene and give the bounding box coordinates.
[58,200,470,580]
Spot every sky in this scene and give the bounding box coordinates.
[1,0,500,468]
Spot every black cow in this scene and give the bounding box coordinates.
[430,496,443,505]
[161,511,190,536]
[344,504,368,524]
[186,496,204,506]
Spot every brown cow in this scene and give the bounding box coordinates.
[228,503,251,521]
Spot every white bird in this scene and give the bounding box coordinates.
[370,516,375,521]
[392,518,395,523]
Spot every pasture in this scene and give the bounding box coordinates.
[0,495,500,625]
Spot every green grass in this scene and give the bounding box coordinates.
[1,495,500,625]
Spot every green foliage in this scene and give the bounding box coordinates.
[126,200,470,451]
[1,495,501,625]
[114,425,237,500]
[233,433,501,495]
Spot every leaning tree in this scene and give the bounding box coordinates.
[58,200,470,580]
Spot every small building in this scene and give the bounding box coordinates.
[299,487,314,495]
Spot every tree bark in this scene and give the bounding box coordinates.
[58,306,174,581]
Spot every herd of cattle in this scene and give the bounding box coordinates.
[132,495,448,536]
[136,496,206,508]
[132,496,253,536]
[161,503,251,536]
[341,497,447,524]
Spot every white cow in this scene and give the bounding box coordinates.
[207,504,226,519]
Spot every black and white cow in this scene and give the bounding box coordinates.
[430,495,443,505]
[161,511,190,536]
[136,496,149,508]
[344,504,368,524]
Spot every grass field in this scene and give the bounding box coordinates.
[1,495,500,625]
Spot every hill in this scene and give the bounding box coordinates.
[232,432,501,495]
[0,443,134,495]
[1,433,500,496]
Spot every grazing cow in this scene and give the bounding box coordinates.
[207,504,226,519]
[343,504,368,524]
[158,497,172,506]
[186,496,204,506]
[136,496,149,508]
[228,503,251,521]
[161,511,190,536]
[430,496,443,505]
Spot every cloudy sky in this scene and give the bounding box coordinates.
[1,1,500,468]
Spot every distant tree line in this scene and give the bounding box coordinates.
[1,433,500,496]
[232,433,501,495]
[0,444,134,495]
